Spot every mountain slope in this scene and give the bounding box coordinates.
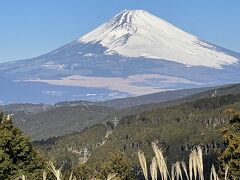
[96,85,220,109]
[0,10,239,103]
[35,91,240,174]
[80,10,238,68]
[13,104,115,141]
[8,83,240,141]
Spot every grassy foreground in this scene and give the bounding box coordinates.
[22,144,227,180]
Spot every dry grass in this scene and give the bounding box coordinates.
[189,146,204,180]
[150,157,158,180]
[107,173,121,180]
[21,175,26,180]
[181,161,189,180]
[68,171,75,180]
[43,171,47,180]
[210,165,219,180]
[47,161,63,180]
[137,143,224,180]
[152,142,169,180]
[171,161,183,180]
[224,165,229,180]
[138,151,149,180]
[21,144,225,180]
[21,161,122,180]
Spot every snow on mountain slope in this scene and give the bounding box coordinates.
[79,10,238,68]
[0,9,239,103]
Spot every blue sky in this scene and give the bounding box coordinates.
[0,0,239,62]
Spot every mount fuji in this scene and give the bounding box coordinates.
[0,10,239,104]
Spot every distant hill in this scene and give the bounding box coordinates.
[95,86,219,109]
[0,103,53,114]
[1,85,216,140]
[31,84,240,167]
[34,92,240,174]
[53,85,220,109]
[13,104,115,141]
[51,83,237,110]
[86,93,240,172]
[99,83,240,123]
[1,83,239,141]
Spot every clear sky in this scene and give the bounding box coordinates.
[0,0,239,62]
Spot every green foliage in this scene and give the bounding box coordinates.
[35,124,108,169]
[13,104,115,141]
[97,152,133,179]
[33,93,240,178]
[71,152,133,179]
[88,96,237,168]
[35,93,240,173]
[0,113,45,180]
[218,109,240,179]
[73,164,94,180]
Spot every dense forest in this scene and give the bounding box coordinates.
[1,108,239,179]
[1,86,240,179]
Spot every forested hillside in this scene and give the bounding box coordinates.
[35,93,240,176]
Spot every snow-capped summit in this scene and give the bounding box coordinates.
[79,9,238,68]
[0,9,239,103]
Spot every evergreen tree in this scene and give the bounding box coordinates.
[0,112,45,180]
[73,164,93,180]
[98,152,133,179]
[218,109,240,179]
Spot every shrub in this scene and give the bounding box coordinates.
[0,113,45,180]
[218,109,240,179]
